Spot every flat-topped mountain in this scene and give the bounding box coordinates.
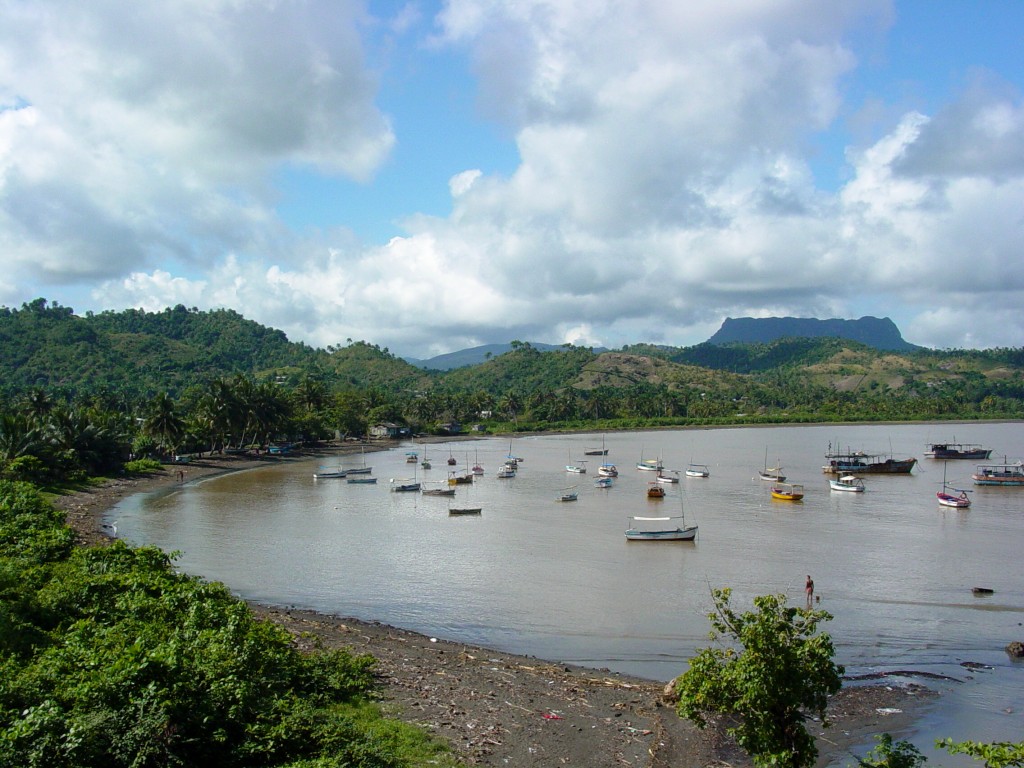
[707,316,919,351]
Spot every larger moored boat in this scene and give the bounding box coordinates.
[822,448,916,475]
[925,442,992,460]
[972,462,1024,487]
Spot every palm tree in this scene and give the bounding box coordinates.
[0,411,43,474]
[143,393,186,457]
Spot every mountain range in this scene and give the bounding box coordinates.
[409,316,917,369]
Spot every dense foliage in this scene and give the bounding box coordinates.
[0,479,454,767]
[0,298,1022,486]
[675,588,844,768]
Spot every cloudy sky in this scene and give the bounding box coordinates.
[1,0,1022,357]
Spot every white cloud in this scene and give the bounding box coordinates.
[3,0,1024,356]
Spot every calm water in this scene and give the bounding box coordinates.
[113,422,1024,754]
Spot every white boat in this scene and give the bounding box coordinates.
[313,465,347,479]
[829,474,865,492]
[637,456,663,472]
[566,462,587,474]
[595,476,613,488]
[598,463,618,477]
[656,470,679,484]
[937,463,971,507]
[685,463,710,478]
[496,463,516,478]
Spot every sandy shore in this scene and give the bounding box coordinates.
[51,443,935,767]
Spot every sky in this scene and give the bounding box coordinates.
[1,0,1022,359]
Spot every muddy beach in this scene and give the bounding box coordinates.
[51,444,933,767]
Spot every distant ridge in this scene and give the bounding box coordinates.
[406,342,566,370]
[707,316,920,351]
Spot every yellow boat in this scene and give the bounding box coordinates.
[771,482,804,501]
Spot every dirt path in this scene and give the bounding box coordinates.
[50,444,934,767]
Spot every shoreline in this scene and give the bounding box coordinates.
[52,442,935,767]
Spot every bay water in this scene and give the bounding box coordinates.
[113,422,1024,756]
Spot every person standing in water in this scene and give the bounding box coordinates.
[805,575,814,608]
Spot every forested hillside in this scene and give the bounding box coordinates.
[0,298,1021,481]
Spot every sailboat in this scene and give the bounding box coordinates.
[584,435,608,456]
[758,447,785,482]
[937,462,972,508]
[346,445,372,475]
[626,489,697,541]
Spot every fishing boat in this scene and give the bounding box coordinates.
[685,463,710,478]
[447,470,474,486]
[405,451,418,464]
[584,435,608,456]
[312,465,347,479]
[925,442,992,460]
[771,482,805,501]
[447,447,457,466]
[597,463,618,477]
[829,474,865,492]
[656,470,680,484]
[448,507,482,516]
[822,446,916,475]
[472,451,484,475]
[420,445,431,470]
[972,461,1024,487]
[595,476,613,488]
[647,482,665,498]
[496,462,517,478]
[557,487,579,502]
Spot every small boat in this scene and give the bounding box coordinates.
[829,474,865,492]
[421,484,456,497]
[346,445,372,474]
[937,486,972,508]
[647,482,665,498]
[347,475,377,484]
[685,463,710,478]
[925,441,992,460]
[496,463,516,478]
[448,470,474,486]
[937,463,971,507]
[656,470,680,484]
[597,463,618,477]
[625,516,697,541]
[449,507,482,516]
[822,445,916,475]
[405,451,418,463]
[595,476,613,488]
[557,487,579,502]
[313,465,347,479]
[771,483,805,501]
[566,460,588,474]
[584,435,608,456]
[390,478,421,492]
[637,456,663,472]
[972,461,1024,486]
[472,451,484,475]
[758,447,786,481]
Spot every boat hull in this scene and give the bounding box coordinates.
[937,492,971,508]
[925,445,992,460]
[823,458,916,474]
[972,463,1024,486]
[625,527,697,541]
